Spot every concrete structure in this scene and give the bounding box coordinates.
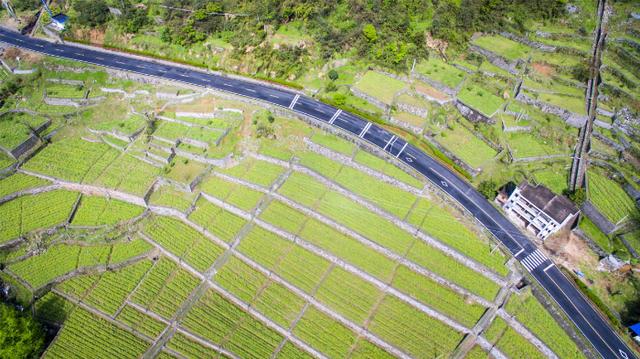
[502,182,579,240]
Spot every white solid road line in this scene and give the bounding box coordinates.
[383,136,396,151]
[74,52,84,56]
[223,83,232,87]
[514,248,525,257]
[245,88,256,93]
[395,142,408,158]
[269,94,279,99]
[289,94,300,109]
[328,109,342,124]
[359,122,372,138]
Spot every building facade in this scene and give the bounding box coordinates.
[502,182,579,240]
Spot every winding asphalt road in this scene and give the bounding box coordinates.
[0,27,636,359]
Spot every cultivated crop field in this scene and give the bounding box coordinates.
[0,57,587,359]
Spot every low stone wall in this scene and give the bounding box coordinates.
[350,87,388,111]
[593,131,625,151]
[499,31,556,52]
[396,102,428,118]
[412,72,457,96]
[389,116,423,135]
[469,45,519,75]
[100,87,150,98]
[175,112,216,118]
[47,78,84,86]
[581,201,615,234]
[510,153,569,163]
[455,100,493,124]
[43,95,106,107]
[423,134,480,177]
[515,92,587,127]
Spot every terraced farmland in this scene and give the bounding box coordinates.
[0,61,587,359]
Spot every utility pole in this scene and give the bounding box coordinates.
[2,0,17,20]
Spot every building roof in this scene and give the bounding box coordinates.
[630,322,640,336]
[518,181,579,223]
[52,14,68,24]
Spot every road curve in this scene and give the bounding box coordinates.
[0,27,635,359]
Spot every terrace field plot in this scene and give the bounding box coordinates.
[91,153,160,196]
[71,195,145,227]
[484,317,545,359]
[506,132,568,159]
[0,190,77,245]
[198,175,265,212]
[22,137,119,183]
[414,57,467,89]
[352,71,407,106]
[219,158,286,188]
[44,83,87,99]
[163,156,209,185]
[505,289,584,358]
[434,122,497,169]
[532,167,569,194]
[0,112,37,152]
[188,196,247,243]
[89,114,146,139]
[587,170,638,224]
[153,119,227,149]
[148,184,197,212]
[0,172,50,199]
[457,82,505,117]
[472,34,531,62]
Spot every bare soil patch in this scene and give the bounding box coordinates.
[532,62,555,77]
[414,83,450,101]
[543,230,599,271]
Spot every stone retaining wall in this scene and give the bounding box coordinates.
[469,45,519,75]
[423,135,480,177]
[515,92,587,127]
[499,31,556,52]
[350,87,388,111]
[47,78,84,86]
[412,72,457,96]
[396,102,428,118]
[455,100,494,124]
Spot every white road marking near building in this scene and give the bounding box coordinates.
[359,122,372,138]
[395,142,408,158]
[95,56,104,61]
[328,109,342,124]
[288,94,300,109]
[223,83,232,87]
[245,88,256,93]
[115,60,126,65]
[514,248,525,257]
[383,136,396,151]
[269,94,279,99]
[74,52,84,57]
[543,263,554,272]
[521,249,548,271]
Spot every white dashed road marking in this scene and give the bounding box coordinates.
[521,249,548,272]
[328,109,342,124]
[359,122,372,138]
[383,135,396,151]
[395,142,408,158]
[289,94,300,109]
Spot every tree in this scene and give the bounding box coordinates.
[563,188,586,206]
[74,0,110,27]
[478,180,497,199]
[362,23,377,42]
[328,69,339,81]
[0,303,45,359]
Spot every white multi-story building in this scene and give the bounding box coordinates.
[502,182,579,240]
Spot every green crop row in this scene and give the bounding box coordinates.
[278,172,327,208]
[219,159,286,188]
[167,331,222,359]
[505,290,583,358]
[332,166,417,219]
[116,304,167,339]
[44,308,149,359]
[182,289,283,359]
[238,227,331,293]
[352,150,423,188]
[72,196,144,227]
[314,267,382,325]
[407,241,501,301]
[188,196,247,243]
[82,260,152,316]
[368,295,464,358]
[259,200,308,234]
[0,190,77,244]
[131,257,200,320]
[23,138,118,183]
[199,175,264,211]
[484,317,545,359]
[588,170,638,224]
[391,265,486,328]
[0,173,50,199]
[293,306,359,358]
[149,186,195,212]
[143,216,224,272]
[92,153,159,196]
[310,132,355,155]
[407,199,508,276]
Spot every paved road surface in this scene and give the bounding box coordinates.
[0,27,636,359]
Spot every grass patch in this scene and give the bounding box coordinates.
[352,71,407,105]
[473,35,531,61]
[588,170,638,224]
[435,123,497,168]
[457,83,504,117]
[415,57,467,89]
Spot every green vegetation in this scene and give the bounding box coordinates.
[472,35,531,61]
[188,197,247,242]
[72,196,144,227]
[435,122,497,168]
[588,171,638,224]
[0,173,49,199]
[353,71,407,105]
[484,317,545,359]
[457,83,504,117]
[506,289,583,358]
[0,303,45,359]
[415,57,467,89]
